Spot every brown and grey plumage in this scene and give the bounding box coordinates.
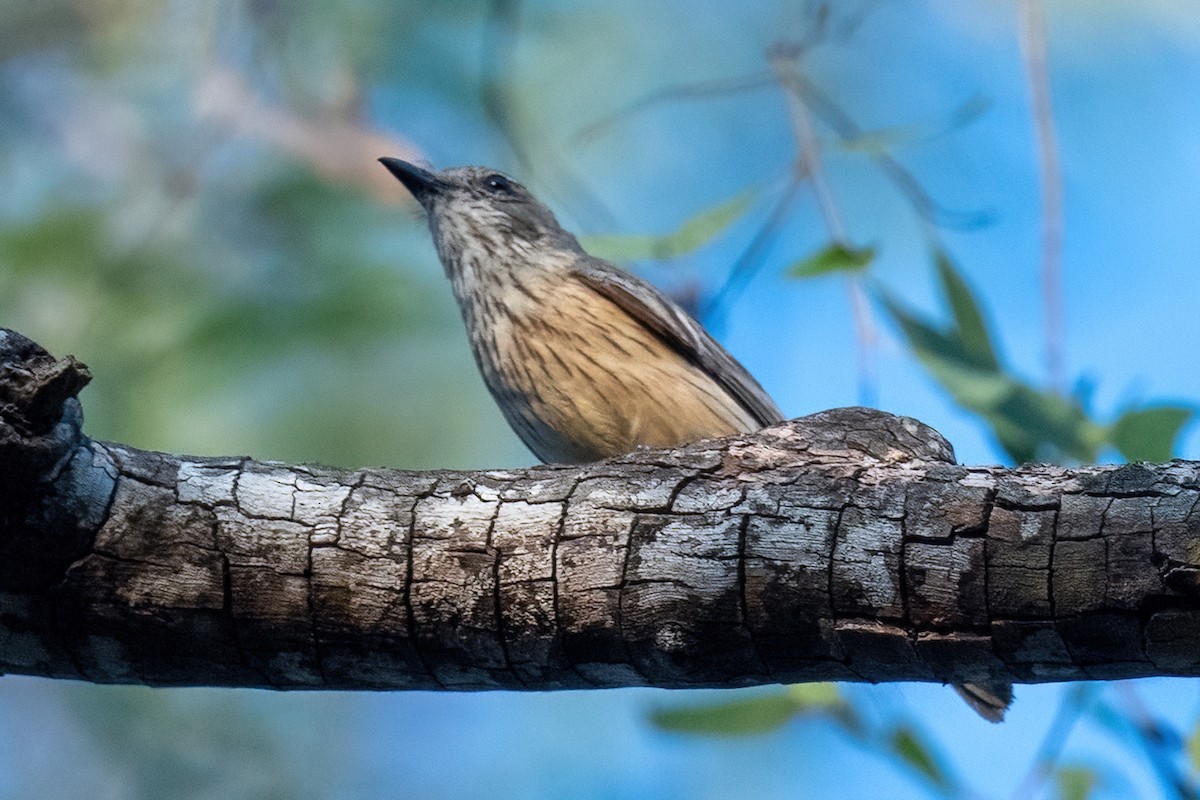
[379,157,1011,722]
[379,158,782,463]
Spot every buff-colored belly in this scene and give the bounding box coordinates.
[481,290,759,463]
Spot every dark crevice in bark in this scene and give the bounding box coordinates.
[485,499,525,688]
[401,493,445,690]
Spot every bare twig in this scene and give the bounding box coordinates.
[833,0,885,41]
[773,48,878,406]
[1007,684,1094,800]
[1112,684,1199,800]
[1018,0,1066,393]
[481,0,617,230]
[575,68,989,232]
[572,72,777,146]
[793,76,992,229]
[700,174,804,329]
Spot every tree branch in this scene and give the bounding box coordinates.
[2,327,1199,691]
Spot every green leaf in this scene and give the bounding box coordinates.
[832,96,989,155]
[934,250,998,369]
[988,385,1102,464]
[787,242,876,279]
[651,684,842,737]
[875,289,957,358]
[876,270,1103,465]
[1054,765,1099,800]
[888,725,951,791]
[835,124,920,155]
[581,192,754,262]
[785,682,843,709]
[916,355,1014,411]
[1109,405,1193,463]
[671,192,755,254]
[575,233,658,263]
[651,693,799,737]
[1188,721,1200,775]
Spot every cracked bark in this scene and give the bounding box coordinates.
[2,327,1200,692]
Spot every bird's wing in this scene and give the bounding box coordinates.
[574,256,785,427]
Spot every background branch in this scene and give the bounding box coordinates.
[1018,0,1067,393]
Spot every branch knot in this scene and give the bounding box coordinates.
[722,406,956,474]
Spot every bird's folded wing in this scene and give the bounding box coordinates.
[575,256,785,428]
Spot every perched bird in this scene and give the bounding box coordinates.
[379,158,781,462]
[379,157,1011,722]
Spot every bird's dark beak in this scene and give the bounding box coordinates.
[379,157,444,207]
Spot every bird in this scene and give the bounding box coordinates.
[379,157,1011,722]
[378,157,782,462]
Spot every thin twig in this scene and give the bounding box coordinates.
[773,49,877,406]
[481,0,617,230]
[1018,0,1066,393]
[1007,684,1093,800]
[834,0,885,41]
[1113,683,1199,800]
[573,69,988,230]
[572,72,777,146]
[700,175,804,330]
[794,76,992,229]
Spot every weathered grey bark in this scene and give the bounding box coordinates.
[2,327,1199,692]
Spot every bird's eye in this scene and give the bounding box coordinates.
[483,174,516,195]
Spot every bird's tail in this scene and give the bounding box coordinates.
[953,680,1013,723]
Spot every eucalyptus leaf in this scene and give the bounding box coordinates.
[835,124,919,155]
[877,253,1105,465]
[876,288,969,366]
[788,242,876,278]
[934,249,998,369]
[582,192,754,262]
[578,233,661,263]
[651,692,802,737]
[984,385,1102,464]
[832,95,988,155]
[888,725,951,791]
[916,355,1015,411]
[785,682,843,709]
[1188,722,1200,776]
[1054,765,1099,800]
[1109,405,1193,463]
[672,192,755,253]
[651,684,843,737]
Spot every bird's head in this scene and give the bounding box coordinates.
[379,158,580,281]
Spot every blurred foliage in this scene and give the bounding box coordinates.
[0,172,500,467]
[832,94,991,157]
[652,684,961,796]
[787,241,876,278]
[580,191,755,263]
[1056,765,1100,800]
[0,4,530,789]
[651,683,848,737]
[1189,723,1200,776]
[874,249,1192,465]
[63,684,341,800]
[888,725,953,794]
